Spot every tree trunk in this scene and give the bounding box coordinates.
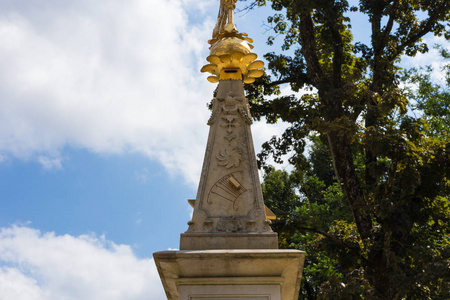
[327,130,372,239]
[369,232,398,300]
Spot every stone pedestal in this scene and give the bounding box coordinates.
[153,250,306,300]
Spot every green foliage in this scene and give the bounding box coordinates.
[249,0,450,299]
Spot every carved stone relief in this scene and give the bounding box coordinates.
[207,172,248,211]
[221,114,239,133]
[207,93,253,126]
[216,147,243,168]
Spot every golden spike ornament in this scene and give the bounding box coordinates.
[201,0,264,83]
[213,0,237,37]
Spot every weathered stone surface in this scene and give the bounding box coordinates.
[153,250,306,300]
[179,284,280,300]
[180,232,278,250]
[181,80,277,249]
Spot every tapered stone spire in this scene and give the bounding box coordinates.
[180,0,277,250]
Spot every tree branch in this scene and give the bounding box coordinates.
[264,73,313,88]
[390,12,442,60]
[323,4,344,88]
[380,0,399,49]
[296,225,369,264]
[299,11,323,85]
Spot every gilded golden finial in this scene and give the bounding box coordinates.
[201,0,264,84]
[213,0,237,37]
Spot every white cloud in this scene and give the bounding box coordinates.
[0,225,165,300]
[0,0,217,186]
[37,156,63,170]
[401,35,450,83]
[0,268,45,300]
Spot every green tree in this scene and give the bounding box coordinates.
[262,139,353,299]
[247,1,450,299]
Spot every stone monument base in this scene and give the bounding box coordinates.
[180,232,278,250]
[153,249,306,300]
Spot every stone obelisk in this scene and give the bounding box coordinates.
[154,1,305,299]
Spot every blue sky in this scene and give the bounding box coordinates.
[0,1,447,299]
